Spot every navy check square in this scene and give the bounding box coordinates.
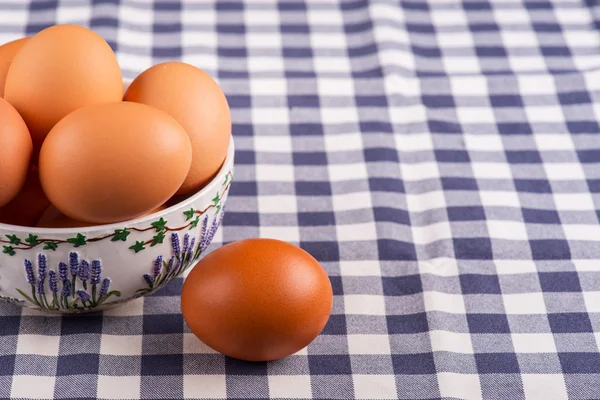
[1,0,600,399]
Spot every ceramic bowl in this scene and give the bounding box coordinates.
[0,139,235,314]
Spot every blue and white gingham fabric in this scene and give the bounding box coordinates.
[1,0,600,399]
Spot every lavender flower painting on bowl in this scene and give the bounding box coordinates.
[0,140,234,314]
[17,253,120,311]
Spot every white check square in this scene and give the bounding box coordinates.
[332,192,373,212]
[318,78,354,96]
[324,132,363,151]
[430,330,474,353]
[98,376,141,400]
[248,57,285,72]
[411,222,453,245]
[503,293,546,315]
[522,374,568,400]
[329,163,368,181]
[406,191,446,213]
[534,134,574,151]
[401,162,439,181]
[397,133,433,152]
[16,334,60,357]
[245,9,279,25]
[314,57,351,74]
[254,135,292,153]
[340,261,382,277]
[444,57,481,74]
[479,191,521,208]
[543,163,585,181]
[583,291,600,313]
[486,220,528,241]
[518,76,556,95]
[348,334,391,355]
[437,372,482,400]
[345,295,386,315]
[562,224,600,241]
[431,10,468,26]
[353,375,397,400]
[100,335,142,356]
[509,56,546,73]
[181,8,215,24]
[464,134,504,151]
[246,32,282,48]
[457,107,496,124]
[438,32,474,48]
[423,292,466,314]
[251,78,287,96]
[554,193,595,211]
[450,76,488,96]
[11,376,56,400]
[337,223,377,242]
[512,333,557,353]
[472,162,512,179]
[184,375,226,399]
[525,106,565,123]
[256,165,295,182]
[269,375,312,399]
[419,258,460,277]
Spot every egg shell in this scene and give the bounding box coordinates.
[0,166,51,227]
[36,203,168,228]
[181,238,333,362]
[39,101,192,224]
[0,37,28,97]
[0,97,32,207]
[124,62,231,195]
[4,24,123,158]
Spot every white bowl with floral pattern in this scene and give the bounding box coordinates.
[0,139,234,314]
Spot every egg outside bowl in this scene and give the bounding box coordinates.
[0,139,235,314]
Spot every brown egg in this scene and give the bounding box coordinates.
[0,97,32,207]
[124,62,231,195]
[181,238,333,361]
[0,37,28,96]
[4,24,123,158]
[37,203,168,228]
[0,166,51,226]
[39,102,192,224]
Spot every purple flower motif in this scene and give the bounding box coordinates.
[153,256,163,278]
[77,290,90,302]
[182,233,190,255]
[91,260,102,285]
[58,262,68,281]
[69,252,79,276]
[166,256,175,274]
[99,278,111,297]
[171,233,180,257]
[199,215,209,250]
[208,213,220,243]
[143,274,154,286]
[48,270,58,293]
[36,279,45,295]
[37,254,47,282]
[61,279,72,297]
[79,260,90,281]
[187,237,196,259]
[24,260,36,285]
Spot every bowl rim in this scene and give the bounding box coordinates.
[0,137,235,234]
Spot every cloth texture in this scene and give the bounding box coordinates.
[2,0,600,399]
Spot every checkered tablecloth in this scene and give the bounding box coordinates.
[2,0,600,399]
